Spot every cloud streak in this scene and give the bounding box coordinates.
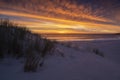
[0,0,113,22]
[0,0,120,34]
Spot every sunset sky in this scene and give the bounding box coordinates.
[0,0,120,34]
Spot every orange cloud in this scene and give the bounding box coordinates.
[0,0,112,23]
[0,7,120,34]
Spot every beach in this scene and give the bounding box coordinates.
[1,39,120,80]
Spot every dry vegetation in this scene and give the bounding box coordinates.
[0,19,55,72]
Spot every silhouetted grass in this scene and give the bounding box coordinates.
[0,19,30,58]
[0,19,55,72]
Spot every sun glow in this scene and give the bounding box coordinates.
[0,10,120,34]
[58,30,68,34]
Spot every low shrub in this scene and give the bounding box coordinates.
[92,48,104,57]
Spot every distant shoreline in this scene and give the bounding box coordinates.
[41,34,120,42]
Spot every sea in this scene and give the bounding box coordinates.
[42,34,120,41]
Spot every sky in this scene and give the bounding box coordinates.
[0,0,120,34]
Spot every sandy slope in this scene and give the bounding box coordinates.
[0,40,120,80]
[65,39,120,64]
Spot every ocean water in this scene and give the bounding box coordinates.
[42,34,120,41]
